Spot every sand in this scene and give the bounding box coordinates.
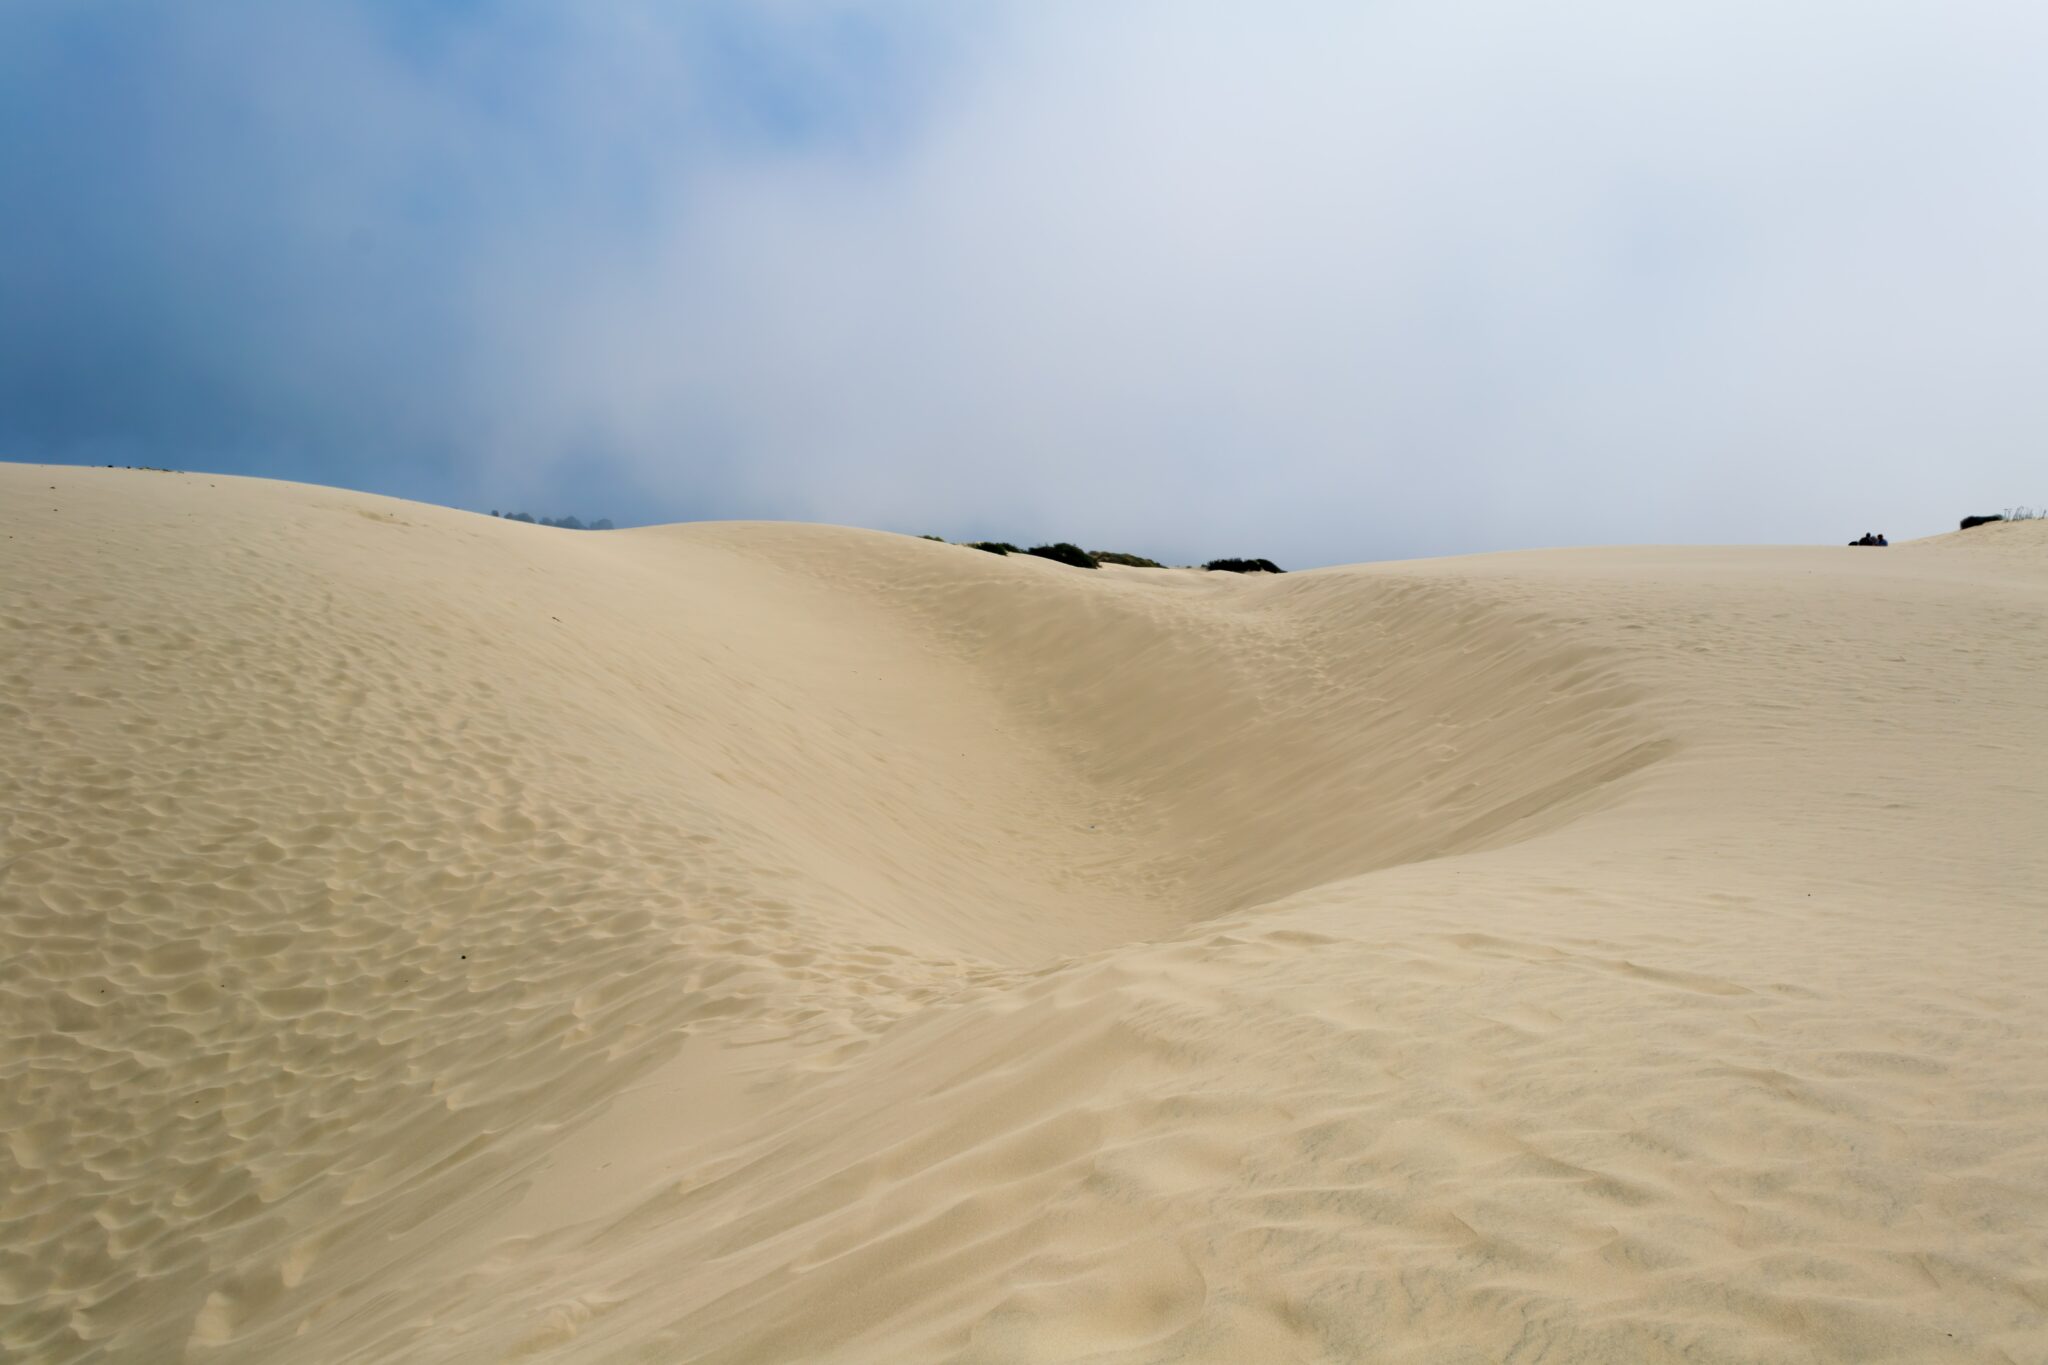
[3,463,2046,1363]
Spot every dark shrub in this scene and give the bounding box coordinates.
[499,511,611,528]
[920,534,946,542]
[1027,542,1099,569]
[1091,550,1164,568]
[1961,514,2005,530]
[969,541,1020,556]
[1203,557,1285,574]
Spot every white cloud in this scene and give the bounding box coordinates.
[9,1,2046,559]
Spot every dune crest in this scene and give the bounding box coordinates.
[4,465,2046,1363]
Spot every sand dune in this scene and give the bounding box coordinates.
[4,464,2047,1363]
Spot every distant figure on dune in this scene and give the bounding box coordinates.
[1849,532,1888,547]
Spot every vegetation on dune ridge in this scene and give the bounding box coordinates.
[492,511,615,530]
[1959,507,2041,530]
[1025,542,1099,569]
[919,535,1282,573]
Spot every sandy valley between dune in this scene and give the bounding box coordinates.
[4,464,2047,1362]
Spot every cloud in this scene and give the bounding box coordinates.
[4,1,2045,561]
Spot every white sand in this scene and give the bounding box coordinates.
[4,464,2046,1363]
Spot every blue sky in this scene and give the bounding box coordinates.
[4,2,2045,563]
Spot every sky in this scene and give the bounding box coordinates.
[3,1,2045,566]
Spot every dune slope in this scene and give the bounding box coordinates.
[3,465,2046,1363]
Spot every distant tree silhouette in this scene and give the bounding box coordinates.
[1203,557,1285,574]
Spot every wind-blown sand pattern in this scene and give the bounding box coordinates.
[4,464,2047,1363]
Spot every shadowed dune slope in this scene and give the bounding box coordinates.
[4,465,2047,1363]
